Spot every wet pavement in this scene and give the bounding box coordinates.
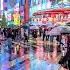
[0,37,68,70]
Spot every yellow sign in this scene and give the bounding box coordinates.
[13,12,20,25]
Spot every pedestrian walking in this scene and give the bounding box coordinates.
[7,28,12,39]
[39,27,42,37]
[32,29,37,39]
[21,28,24,39]
[43,28,46,41]
[46,28,49,41]
[3,28,7,37]
[24,30,28,42]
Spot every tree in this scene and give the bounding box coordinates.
[0,13,7,27]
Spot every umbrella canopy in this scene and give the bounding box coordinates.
[30,25,39,29]
[30,22,37,25]
[48,26,62,35]
[49,26,70,35]
[61,26,70,34]
[22,23,29,29]
[46,22,56,28]
[30,22,47,26]
[7,24,16,28]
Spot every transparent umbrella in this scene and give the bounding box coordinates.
[49,26,70,35]
[30,25,39,29]
[48,26,63,35]
[46,22,54,28]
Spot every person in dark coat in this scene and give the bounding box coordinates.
[24,30,28,42]
[32,29,37,38]
[3,28,7,37]
[59,34,70,69]
[7,28,12,39]
[12,29,17,40]
[39,27,42,37]
[43,28,46,41]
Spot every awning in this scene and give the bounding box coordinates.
[33,8,70,16]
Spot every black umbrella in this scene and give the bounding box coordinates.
[61,27,70,34]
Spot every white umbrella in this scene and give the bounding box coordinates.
[30,25,39,29]
[46,22,54,28]
[48,26,62,35]
[49,25,70,35]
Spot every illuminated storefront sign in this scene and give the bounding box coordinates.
[14,3,19,12]
[13,12,20,25]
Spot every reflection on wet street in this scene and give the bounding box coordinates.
[0,37,67,70]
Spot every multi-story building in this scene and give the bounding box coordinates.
[3,0,29,25]
[3,0,24,25]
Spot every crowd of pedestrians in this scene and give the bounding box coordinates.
[3,28,20,40]
[0,26,70,48]
[0,26,70,69]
